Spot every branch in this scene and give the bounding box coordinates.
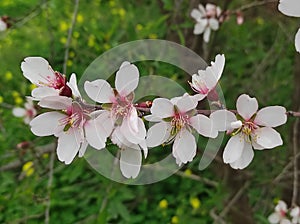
[292,107,300,206]
[62,0,80,74]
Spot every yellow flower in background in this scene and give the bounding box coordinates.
[171,216,179,224]
[15,96,23,105]
[109,0,116,7]
[60,37,67,45]
[190,197,201,209]
[149,34,158,39]
[69,51,75,58]
[12,91,20,98]
[22,161,34,177]
[88,35,96,47]
[42,153,49,159]
[0,96,3,104]
[159,199,168,209]
[184,169,192,176]
[256,17,264,26]
[5,71,12,81]
[118,8,126,18]
[73,31,80,39]
[67,60,73,67]
[30,84,36,91]
[136,24,143,31]
[103,43,110,50]
[76,13,84,23]
[59,21,69,32]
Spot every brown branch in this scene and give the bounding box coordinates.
[292,107,300,206]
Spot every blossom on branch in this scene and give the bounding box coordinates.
[189,54,225,101]
[146,94,217,165]
[210,94,287,169]
[191,3,222,42]
[268,200,291,224]
[84,61,147,178]
[278,0,300,53]
[12,98,37,124]
[0,17,8,31]
[21,57,74,100]
[290,206,300,224]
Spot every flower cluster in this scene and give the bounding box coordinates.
[0,16,10,32]
[19,53,288,178]
[268,200,300,224]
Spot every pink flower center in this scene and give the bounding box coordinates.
[111,95,133,120]
[60,102,87,131]
[170,113,189,135]
[190,80,209,95]
[40,72,72,97]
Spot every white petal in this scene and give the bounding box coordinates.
[84,80,114,103]
[68,73,81,98]
[276,200,288,212]
[191,9,202,20]
[252,140,264,150]
[30,112,65,136]
[295,28,300,53]
[278,0,300,17]
[57,128,82,164]
[268,213,281,224]
[144,114,162,122]
[210,110,237,132]
[175,94,198,113]
[146,122,171,147]
[198,4,206,15]
[255,106,287,127]
[211,54,225,81]
[190,114,218,138]
[38,96,72,110]
[203,28,211,43]
[112,126,136,149]
[280,219,292,224]
[121,115,146,144]
[255,127,283,149]
[173,128,197,164]
[115,62,139,96]
[194,22,206,35]
[12,108,26,117]
[290,206,300,217]
[230,142,254,169]
[150,98,174,118]
[209,18,219,30]
[236,94,258,120]
[78,140,88,157]
[21,57,55,85]
[0,19,7,31]
[31,86,60,100]
[120,148,142,178]
[223,135,244,164]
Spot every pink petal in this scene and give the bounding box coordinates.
[115,62,139,96]
[278,0,300,17]
[190,114,218,138]
[84,80,114,103]
[38,96,72,110]
[57,128,83,164]
[236,94,258,120]
[255,127,283,149]
[255,106,287,127]
[21,57,54,85]
[295,28,300,53]
[150,98,174,118]
[210,110,237,132]
[120,147,142,178]
[223,134,244,164]
[229,142,254,169]
[30,112,65,136]
[31,86,60,100]
[146,122,171,147]
[173,128,197,164]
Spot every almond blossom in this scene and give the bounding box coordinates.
[189,54,225,101]
[0,17,7,31]
[191,3,221,42]
[21,57,74,100]
[290,206,300,224]
[278,0,300,53]
[210,94,287,169]
[146,94,217,165]
[12,99,37,124]
[268,200,291,224]
[84,61,147,178]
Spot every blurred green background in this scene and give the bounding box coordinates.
[0,0,299,223]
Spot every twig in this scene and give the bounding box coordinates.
[236,0,277,12]
[44,151,55,224]
[219,181,250,218]
[176,170,218,187]
[63,0,80,74]
[292,111,299,206]
[210,208,226,224]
